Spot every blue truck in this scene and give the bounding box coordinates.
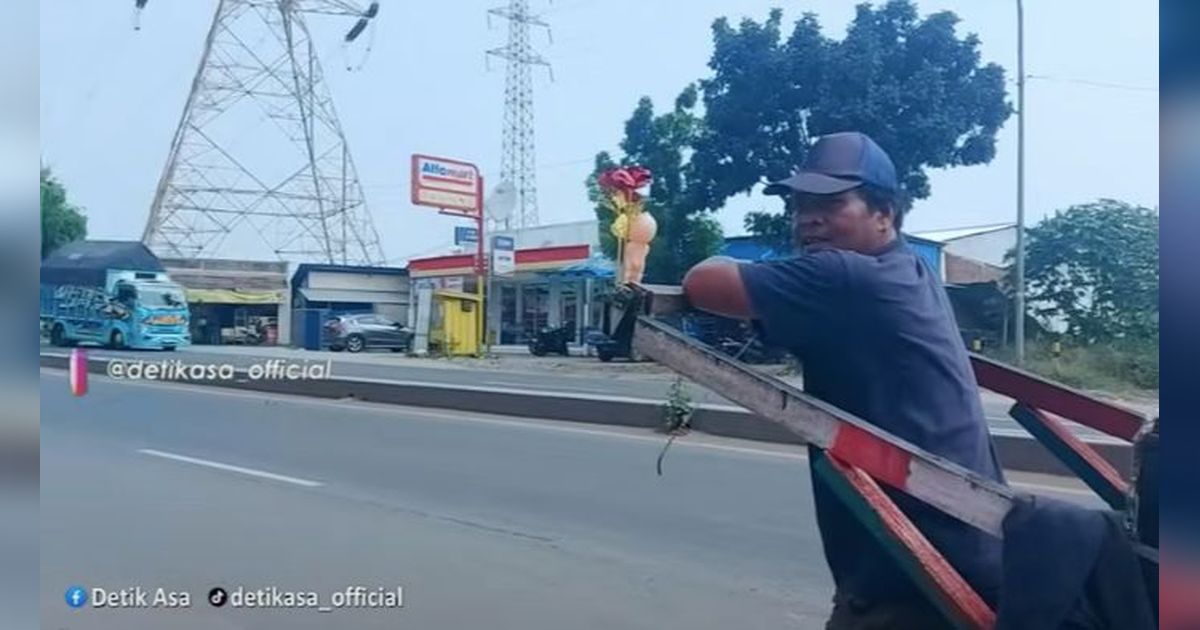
[40,240,191,350]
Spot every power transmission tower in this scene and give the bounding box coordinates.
[487,0,552,231]
[139,0,386,265]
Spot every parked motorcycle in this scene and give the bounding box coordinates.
[528,324,573,357]
[243,323,266,345]
[234,319,270,345]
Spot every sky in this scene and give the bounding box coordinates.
[40,0,1159,265]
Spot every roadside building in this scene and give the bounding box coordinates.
[911,223,1016,282]
[912,223,1022,346]
[406,220,612,347]
[288,264,410,350]
[159,258,288,346]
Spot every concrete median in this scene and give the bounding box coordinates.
[40,351,1131,478]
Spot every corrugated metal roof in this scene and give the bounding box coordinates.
[41,240,164,286]
[167,270,287,291]
[912,223,1015,243]
[291,263,407,292]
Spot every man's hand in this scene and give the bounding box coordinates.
[681,256,756,319]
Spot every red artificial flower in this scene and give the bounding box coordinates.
[625,166,652,189]
[599,166,652,194]
[597,169,618,192]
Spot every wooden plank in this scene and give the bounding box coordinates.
[1008,403,1130,510]
[970,354,1145,442]
[633,316,1014,537]
[814,451,996,630]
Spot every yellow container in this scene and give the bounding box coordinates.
[433,290,481,357]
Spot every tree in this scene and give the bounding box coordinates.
[1018,200,1159,343]
[41,167,87,258]
[688,2,1011,247]
[588,86,724,284]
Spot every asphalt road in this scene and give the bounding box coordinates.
[42,370,1097,629]
[42,344,1118,440]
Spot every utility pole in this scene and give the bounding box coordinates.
[1014,0,1027,364]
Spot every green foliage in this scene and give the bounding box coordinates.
[589,87,724,284]
[656,377,695,476]
[984,339,1158,392]
[41,167,87,258]
[1016,199,1159,343]
[661,376,694,433]
[686,2,1011,244]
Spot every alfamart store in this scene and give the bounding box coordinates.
[406,221,614,346]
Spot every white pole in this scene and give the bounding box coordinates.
[1014,0,1027,365]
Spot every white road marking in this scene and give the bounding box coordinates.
[46,369,1095,497]
[137,448,323,488]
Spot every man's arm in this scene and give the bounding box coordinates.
[684,251,849,350]
[681,256,755,319]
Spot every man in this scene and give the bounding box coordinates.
[682,132,1005,629]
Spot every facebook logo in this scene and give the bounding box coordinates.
[65,586,87,608]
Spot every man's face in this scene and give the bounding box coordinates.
[788,189,893,254]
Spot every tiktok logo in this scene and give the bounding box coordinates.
[208,587,228,607]
[65,585,87,609]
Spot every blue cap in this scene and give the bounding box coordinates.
[765,132,898,196]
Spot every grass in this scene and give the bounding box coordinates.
[980,340,1158,396]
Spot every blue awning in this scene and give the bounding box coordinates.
[538,255,615,279]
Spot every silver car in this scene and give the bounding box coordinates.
[324,314,413,353]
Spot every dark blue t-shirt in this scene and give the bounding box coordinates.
[739,236,1005,606]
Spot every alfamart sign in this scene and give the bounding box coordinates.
[411,154,482,216]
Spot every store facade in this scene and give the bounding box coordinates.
[159,257,288,345]
[408,240,614,347]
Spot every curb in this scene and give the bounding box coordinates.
[41,352,1131,478]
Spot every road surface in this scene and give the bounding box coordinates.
[42,343,1133,441]
[42,370,1096,629]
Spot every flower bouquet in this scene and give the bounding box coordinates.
[597,166,656,284]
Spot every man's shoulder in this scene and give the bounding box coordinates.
[741,249,852,293]
[835,242,928,284]
[755,247,852,273]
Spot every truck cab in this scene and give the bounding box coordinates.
[107,276,191,350]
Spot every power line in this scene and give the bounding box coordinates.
[1027,74,1157,93]
[1008,74,1157,93]
[541,0,593,16]
[536,156,594,170]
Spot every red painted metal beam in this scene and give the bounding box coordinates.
[970,354,1146,442]
[815,451,996,630]
[634,315,1015,537]
[1008,403,1130,510]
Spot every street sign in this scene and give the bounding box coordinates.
[454,226,479,246]
[411,154,482,216]
[492,235,516,276]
